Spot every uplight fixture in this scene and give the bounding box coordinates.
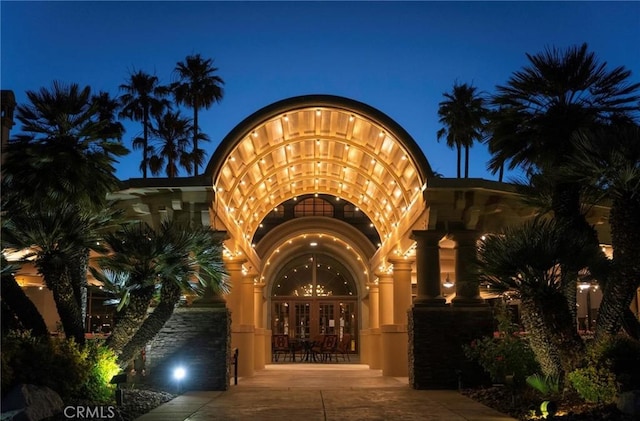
[443,273,454,289]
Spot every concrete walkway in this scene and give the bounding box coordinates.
[135,364,515,421]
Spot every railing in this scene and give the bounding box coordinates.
[231,348,239,385]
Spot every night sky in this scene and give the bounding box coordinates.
[2,1,638,181]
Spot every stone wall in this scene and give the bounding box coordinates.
[146,306,231,391]
[409,305,493,389]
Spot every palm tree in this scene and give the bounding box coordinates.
[92,91,126,141]
[477,218,595,381]
[147,111,196,178]
[115,223,227,366]
[119,70,170,178]
[5,82,128,209]
[2,201,117,344]
[2,81,127,343]
[436,82,487,178]
[569,124,640,342]
[487,43,640,321]
[94,221,228,364]
[98,222,167,354]
[171,54,224,176]
[488,42,640,207]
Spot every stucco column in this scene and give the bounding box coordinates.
[364,282,381,368]
[241,272,257,325]
[411,230,446,306]
[376,272,394,326]
[450,230,485,305]
[253,281,268,368]
[224,258,246,328]
[254,282,265,328]
[368,282,380,330]
[379,264,408,377]
[388,258,413,326]
[225,258,254,377]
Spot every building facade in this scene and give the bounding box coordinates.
[5,93,635,388]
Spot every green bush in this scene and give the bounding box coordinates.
[568,335,640,404]
[77,341,120,402]
[463,300,539,385]
[1,331,118,402]
[464,334,539,384]
[568,366,617,404]
[1,331,90,400]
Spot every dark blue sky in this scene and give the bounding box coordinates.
[2,1,639,181]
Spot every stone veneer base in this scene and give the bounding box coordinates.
[146,306,231,391]
[409,304,492,389]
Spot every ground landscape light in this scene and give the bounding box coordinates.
[173,366,186,381]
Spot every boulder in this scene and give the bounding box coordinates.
[0,384,63,421]
[616,390,640,417]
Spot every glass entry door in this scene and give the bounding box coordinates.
[294,302,311,339]
[270,253,359,352]
[271,299,357,351]
[318,302,335,334]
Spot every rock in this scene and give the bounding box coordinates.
[1,384,63,421]
[616,390,640,417]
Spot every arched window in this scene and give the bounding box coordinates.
[294,197,334,217]
[272,254,356,297]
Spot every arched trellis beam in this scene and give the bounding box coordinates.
[205,95,433,257]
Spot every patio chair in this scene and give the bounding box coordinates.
[272,334,292,362]
[335,333,352,362]
[311,334,338,362]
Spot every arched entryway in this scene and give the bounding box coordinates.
[205,94,434,378]
[271,252,359,352]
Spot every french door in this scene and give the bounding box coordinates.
[272,299,357,350]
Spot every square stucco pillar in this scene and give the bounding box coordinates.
[409,305,492,389]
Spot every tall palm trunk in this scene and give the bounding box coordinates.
[538,292,585,377]
[106,285,155,354]
[456,144,461,178]
[1,272,49,337]
[551,181,600,327]
[595,193,640,342]
[464,145,470,178]
[41,263,85,344]
[142,104,149,178]
[117,281,181,367]
[69,249,90,331]
[193,99,199,176]
[621,308,640,340]
[520,297,563,378]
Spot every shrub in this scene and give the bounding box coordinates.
[78,341,120,402]
[1,331,118,402]
[568,366,617,404]
[464,334,539,384]
[568,335,640,403]
[1,332,91,400]
[463,301,539,384]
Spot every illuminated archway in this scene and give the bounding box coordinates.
[205,95,433,261]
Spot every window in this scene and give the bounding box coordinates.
[294,198,334,217]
